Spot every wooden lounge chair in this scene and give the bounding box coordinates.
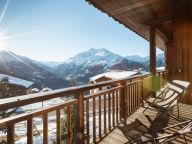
[143,80,190,122]
[118,119,192,144]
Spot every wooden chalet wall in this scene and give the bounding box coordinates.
[168,0,192,104]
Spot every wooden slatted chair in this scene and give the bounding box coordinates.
[143,80,190,122]
[118,119,192,144]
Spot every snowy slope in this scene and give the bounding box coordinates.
[65,48,123,67]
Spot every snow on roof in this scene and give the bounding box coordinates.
[156,66,165,71]
[90,71,139,82]
[40,87,52,92]
[32,88,40,92]
[0,73,33,88]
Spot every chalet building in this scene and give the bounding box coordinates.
[89,71,140,94]
[0,73,33,98]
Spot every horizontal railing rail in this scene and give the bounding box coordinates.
[0,73,150,111]
[0,71,168,144]
[0,99,78,144]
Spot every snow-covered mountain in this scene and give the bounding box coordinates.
[55,48,145,85]
[65,48,123,66]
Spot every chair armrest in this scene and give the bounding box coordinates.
[145,101,165,111]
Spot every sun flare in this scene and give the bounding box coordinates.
[0,32,6,50]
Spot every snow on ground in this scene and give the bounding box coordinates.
[15,133,56,144]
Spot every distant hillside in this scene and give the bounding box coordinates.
[40,61,63,68]
[0,51,70,89]
[125,53,165,70]
[125,55,148,63]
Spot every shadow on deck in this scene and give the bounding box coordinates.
[99,103,192,144]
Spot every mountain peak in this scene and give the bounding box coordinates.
[65,48,122,66]
[87,48,109,54]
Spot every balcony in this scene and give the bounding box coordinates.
[1,71,191,144]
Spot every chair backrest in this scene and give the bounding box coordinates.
[157,80,190,107]
[164,80,190,98]
[170,80,190,93]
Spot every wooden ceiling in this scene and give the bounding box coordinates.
[87,0,173,51]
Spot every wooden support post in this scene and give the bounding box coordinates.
[150,26,156,96]
[120,82,127,124]
[74,92,84,144]
[166,41,173,81]
[150,26,156,74]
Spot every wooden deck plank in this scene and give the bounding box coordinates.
[99,103,192,144]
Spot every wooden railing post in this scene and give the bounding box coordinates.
[27,117,33,144]
[74,92,84,144]
[157,72,161,91]
[140,77,144,105]
[56,109,61,144]
[7,124,15,144]
[43,113,48,144]
[120,81,127,124]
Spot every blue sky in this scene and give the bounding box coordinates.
[0,0,163,61]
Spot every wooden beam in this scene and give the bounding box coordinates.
[156,24,171,41]
[107,0,159,15]
[150,26,156,74]
[144,16,172,25]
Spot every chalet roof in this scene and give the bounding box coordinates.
[32,88,40,93]
[90,71,139,82]
[0,73,33,88]
[41,87,52,92]
[87,0,173,51]
[156,66,165,72]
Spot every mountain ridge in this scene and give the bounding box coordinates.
[0,49,164,88]
[0,50,71,89]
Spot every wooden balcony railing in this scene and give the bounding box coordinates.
[0,71,167,144]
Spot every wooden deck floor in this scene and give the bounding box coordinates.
[99,103,192,144]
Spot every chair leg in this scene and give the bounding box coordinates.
[183,134,188,144]
[150,111,164,124]
[143,106,148,114]
[177,102,180,119]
